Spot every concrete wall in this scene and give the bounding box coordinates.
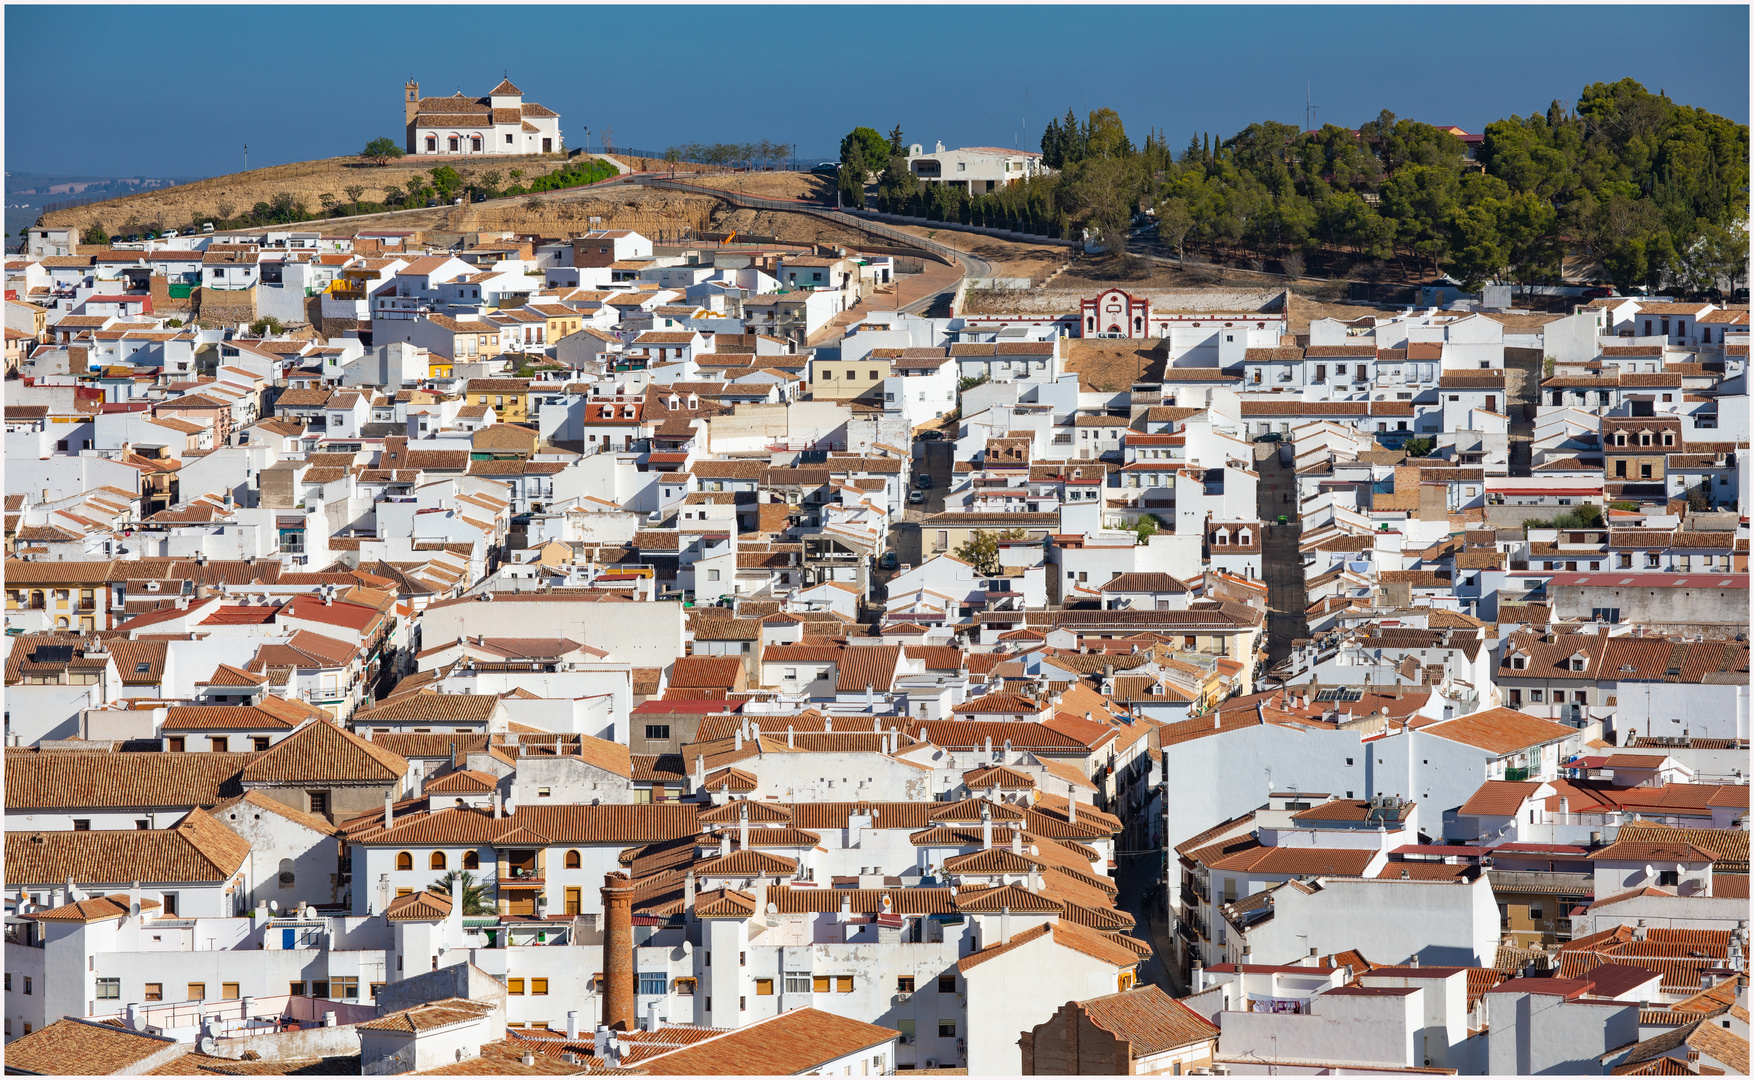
[1486,995,1637,1075]
[1219,988,1417,1069]
[212,1020,362,1061]
[1550,581,1750,625]
[418,597,685,669]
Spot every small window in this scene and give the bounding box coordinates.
[222,982,241,1000]
[537,787,552,798]
[531,978,549,995]
[755,978,774,996]
[187,982,205,1001]
[508,978,525,995]
[96,978,121,1000]
[463,850,479,870]
[566,850,582,869]
[897,977,915,993]
[430,852,447,870]
[145,983,163,1001]
[939,1022,957,1038]
[813,975,831,993]
[836,976,855,993]
[397,852,414,871]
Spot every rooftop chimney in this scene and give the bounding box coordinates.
[981,805,993,850]
[384,794,395,830]
[566,1011,580,1041]
[1000,905,1011,945]
[1410,953,1419,968]
[600,871,637,1032]
[738,804,749,849]
[787,724,795,749]
[719,831,731,857]
[492,791,503,819]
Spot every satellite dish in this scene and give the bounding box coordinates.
[268,901,279,913]
[766,903,778,914]
[198,1036,217,1055]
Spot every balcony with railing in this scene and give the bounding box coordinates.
[1487,869,1594,896]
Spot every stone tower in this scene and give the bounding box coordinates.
[404,80,419,126]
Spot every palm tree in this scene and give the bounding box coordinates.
[428,871,492,915]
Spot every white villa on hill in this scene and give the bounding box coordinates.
[403,77,562,157]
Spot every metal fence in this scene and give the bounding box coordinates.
[581,146,837,170]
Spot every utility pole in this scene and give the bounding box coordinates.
[244,144,249,172]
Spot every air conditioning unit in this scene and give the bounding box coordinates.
[893,991,911,1003]
[897,1034,912,1045]
[924,1060,937,1069]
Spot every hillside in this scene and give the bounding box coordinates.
[35,152,575,234]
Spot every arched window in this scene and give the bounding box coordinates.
[425,136,436,153]
[462,850,479,870]
[448,136,459,153]
[396,852,413,871]
[278,858,295,888]
[28,590,43,609]
[430,852,447,871]
[55,617,68,629]
[471,135,482,153]
[565,850,582,869]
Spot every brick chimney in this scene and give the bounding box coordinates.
[600,871,637,1031]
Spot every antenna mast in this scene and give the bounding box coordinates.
[1305,84,1320,132]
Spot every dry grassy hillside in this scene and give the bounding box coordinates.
[681,171,833,201]
[37,152,573,233]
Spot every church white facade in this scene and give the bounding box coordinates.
[403,78,562,157]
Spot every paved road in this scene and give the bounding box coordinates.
[881,442,954,592]
[1255,443,1309,669]
[1116,854,1177,995]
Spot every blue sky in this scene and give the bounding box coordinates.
[6,5,1748,178]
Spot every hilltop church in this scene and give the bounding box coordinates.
[403,77,563,157]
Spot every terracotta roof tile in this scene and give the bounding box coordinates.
[8,808,250,885]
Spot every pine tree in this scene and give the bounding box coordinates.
[1041,117,1063,169]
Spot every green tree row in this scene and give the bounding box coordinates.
[665,140,793,170]
[839,79,1748,290]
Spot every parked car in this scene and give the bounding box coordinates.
[473,192,488,203]
[811,162,839,176]
[917,430,944,441]
[907,490,925,505]
[916,475,932,489]
[878,552,898,570]
[1580,286,1614,299]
